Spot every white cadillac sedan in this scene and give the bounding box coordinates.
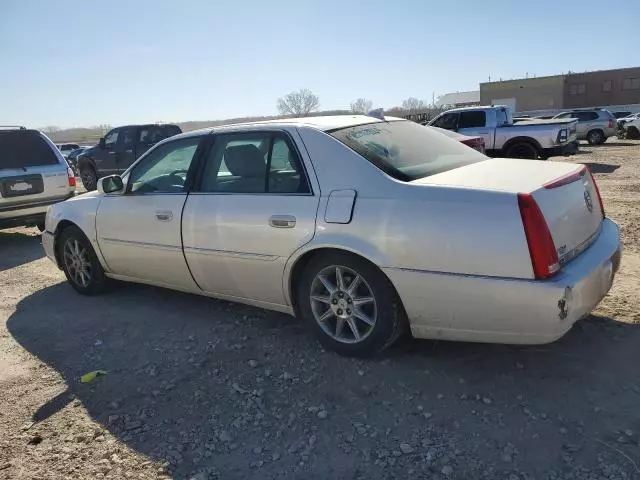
[42,115,621,357]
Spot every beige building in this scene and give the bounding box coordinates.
[480,67,640,113]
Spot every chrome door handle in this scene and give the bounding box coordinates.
[269,215,296,228]
[155,210,173,221]
[108,151,116,155]
[125,149,133,153]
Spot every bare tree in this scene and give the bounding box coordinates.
[350,98,373,114]
[277,89,320,117]
[401,97,427,111]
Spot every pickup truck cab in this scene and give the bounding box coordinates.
[429,106,578,160]
[77,124,181,191]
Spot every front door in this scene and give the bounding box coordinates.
[94,128,120,176]
[182,130,319,306]
[96,135,204,290]
[115,126,137,173]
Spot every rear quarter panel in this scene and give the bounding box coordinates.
[293,127,533,279]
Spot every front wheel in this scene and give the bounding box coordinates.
[80,166,97,191]
[297,252,406,357]
[58,226,109,295]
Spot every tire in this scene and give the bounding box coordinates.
[296,251,406,357]
[504,142,539,159]
[57,225,109,295]
[586,129,605,145]
[626,126,640,140]
[80,165,98,191]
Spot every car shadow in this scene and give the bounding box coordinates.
[581,162,621,174]
[7,282,640,478]
[0,229,45,271]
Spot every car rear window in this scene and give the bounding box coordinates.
[0,131,59,169]
[329,120,486,181]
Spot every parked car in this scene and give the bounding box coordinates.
[1,126,76,231]
[428,125,485,153]
[612,111,632,119]
[622,118,640,139]
[56,143,80,158]
[552,108,617,145]
[66,147,90,175]
[616,112,640,127]
[77,124,181,191]
[42,115,621,357]
[428,106,578,159]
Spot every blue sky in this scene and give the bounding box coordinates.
[1,0,637,128]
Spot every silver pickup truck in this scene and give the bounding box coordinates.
[428,106,578,159]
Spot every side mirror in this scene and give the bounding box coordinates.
[99,137,106,149]
[97,175,124,194]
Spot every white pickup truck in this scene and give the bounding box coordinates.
[428,106,578,159]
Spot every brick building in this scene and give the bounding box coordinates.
[480,67,640,113]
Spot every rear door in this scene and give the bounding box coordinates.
[0,130,69,208]
[575,111,599,137]
[182,129,319,305]
[457,110,492,148]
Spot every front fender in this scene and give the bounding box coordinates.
[46,192,110,271]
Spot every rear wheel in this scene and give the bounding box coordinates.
[297,252,406,357]
[505,142,539,159]
[58,226,109,295]
[586,129,605,145]
[80,166,97,191]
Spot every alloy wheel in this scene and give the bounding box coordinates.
[310,265,377,344]
[63,238,92,287]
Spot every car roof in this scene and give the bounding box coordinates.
[168,115,405,141]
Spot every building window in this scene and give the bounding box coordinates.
[622,78,640,90]
[602,80,612,92]
[568,83,586,95]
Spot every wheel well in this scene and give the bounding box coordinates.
[53,220,79,267]
[502,137,543,155]
[77,156,96,171]
[288,247,398,317]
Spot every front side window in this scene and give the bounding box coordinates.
[104,129,119,149]
[330,120,487,182]
[128,136,201,194]
[199,132,310,194]
[121,127,136,149]
[431,113,458,130]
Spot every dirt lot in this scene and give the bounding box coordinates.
[1,141,639,480]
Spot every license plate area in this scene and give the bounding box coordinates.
[0,174,44,197]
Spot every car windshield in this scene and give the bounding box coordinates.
[329,120,486,181]
[0,131,59,169]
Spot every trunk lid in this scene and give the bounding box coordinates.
[414,158,603,268]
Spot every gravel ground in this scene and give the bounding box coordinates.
[1,140,639,480]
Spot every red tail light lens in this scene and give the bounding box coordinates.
[460,137,485,153]
[67,167,76,187]
[518,193,559,279]
[585,167,605,218]
[608,119,614,129]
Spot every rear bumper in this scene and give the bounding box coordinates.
[384,218,621,345]
[0,193,75,228]
[544,141,579,157]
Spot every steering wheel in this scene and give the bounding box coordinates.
[167,169,188,185]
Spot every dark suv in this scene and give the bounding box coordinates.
[77,124,181,190]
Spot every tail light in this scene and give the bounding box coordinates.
[460,137,485,153]
[585,167,605,218]
[67,167,76,187]
[518,193,559,279]
[608,119,614,129]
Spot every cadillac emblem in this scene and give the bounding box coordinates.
[584,189,593,213]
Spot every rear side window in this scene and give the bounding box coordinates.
[575,112,598,121]
[330,120,487,182]
[458,111,486,128]
[0,131,59,169]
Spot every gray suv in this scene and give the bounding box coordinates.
[0,127,75,231]
[552,108,617,145]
